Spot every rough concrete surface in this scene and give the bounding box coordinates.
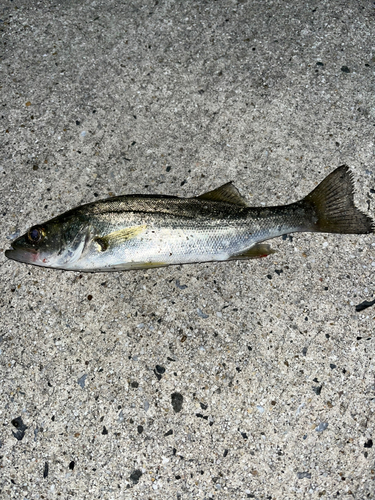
[1,0,374,499]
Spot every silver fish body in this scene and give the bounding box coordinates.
[5,166,374,272]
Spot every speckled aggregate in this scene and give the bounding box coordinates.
[1,0,374,499]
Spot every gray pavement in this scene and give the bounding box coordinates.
[1,0,374,498]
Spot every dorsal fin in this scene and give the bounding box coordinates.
[196,182,248,206]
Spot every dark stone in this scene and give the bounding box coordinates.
[200,402,208,410]
[313,385,322,395]
[364,439,373,448]
[75,120,80,125]
[11,416,28,441]
[266,274,272,279]
[137,425,143,434]
[297,471,311,479]
[166,166,171,172]
[43,462,49,478]
[355,299,375,312]
[282,234,293,241]
[302,347,307,356]
[171,392,183,413]
[154,370,162,381]
[155,365,165,374]
[316,61,324,66]
[275,269,283,275]
[130,469,142,484]
[241,432,248,439]
[131,381,139,388]
[175,279,187,290]
[102,426,108,435]
[330,364,337,369]
[341,65,350,73]
[223,449,228,457]
[69,461,75,470]
[164,429,173,436]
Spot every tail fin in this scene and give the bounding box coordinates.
[302,165,374,234]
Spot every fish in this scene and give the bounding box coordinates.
[5,165,374,272]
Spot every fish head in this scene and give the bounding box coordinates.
[5,216,90,270]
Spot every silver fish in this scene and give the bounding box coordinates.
[5,166,374,272]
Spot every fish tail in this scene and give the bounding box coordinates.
[302,165,374,234]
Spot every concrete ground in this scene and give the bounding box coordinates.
[1,0,374,498]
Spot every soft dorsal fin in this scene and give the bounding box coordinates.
[196,182,248,206]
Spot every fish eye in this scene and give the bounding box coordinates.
[27,226,44,243]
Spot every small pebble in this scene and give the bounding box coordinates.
[197,308,208,319]
[77,374,87,388]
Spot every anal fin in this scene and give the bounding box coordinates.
[228,243,276,260]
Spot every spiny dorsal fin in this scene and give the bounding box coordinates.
[196,182,248,206]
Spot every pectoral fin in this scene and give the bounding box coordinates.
[197,182,248,206]
[95,224,147,251]
[229,243,276,260]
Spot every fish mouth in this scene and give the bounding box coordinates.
[5,245,38,264]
